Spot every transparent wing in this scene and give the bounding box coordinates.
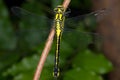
[62,30,103,52]
[11,7,54,48]
[64,8,108,30]
[11,7,53,30]
[62,9,108,51]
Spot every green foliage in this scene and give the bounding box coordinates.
[72,50,113,74]
[64,69,102,80]
[0,0,19,76]
[0,0,113,80]
[51,0,63,8]
[71,0,92,9]
[0,1,16,50]
[3,54,54,80]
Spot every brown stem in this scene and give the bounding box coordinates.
[33,0,71,80]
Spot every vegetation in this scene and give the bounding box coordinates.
[0,0,113,80]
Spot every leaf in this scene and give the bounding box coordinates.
[64,68,102,80]
[3,54,54,80]
[72,50,113,74]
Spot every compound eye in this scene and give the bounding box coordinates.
[61,8,64,12]
[54,8,58,12]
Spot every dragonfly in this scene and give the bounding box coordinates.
[11,5,108,78]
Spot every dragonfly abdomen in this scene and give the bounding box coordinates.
[53,35,61,77]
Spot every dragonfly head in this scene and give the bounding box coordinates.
[54,5,65,14]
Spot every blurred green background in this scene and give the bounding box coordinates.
[0,0,113,80]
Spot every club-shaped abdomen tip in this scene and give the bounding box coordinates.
[53,67,60,78]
